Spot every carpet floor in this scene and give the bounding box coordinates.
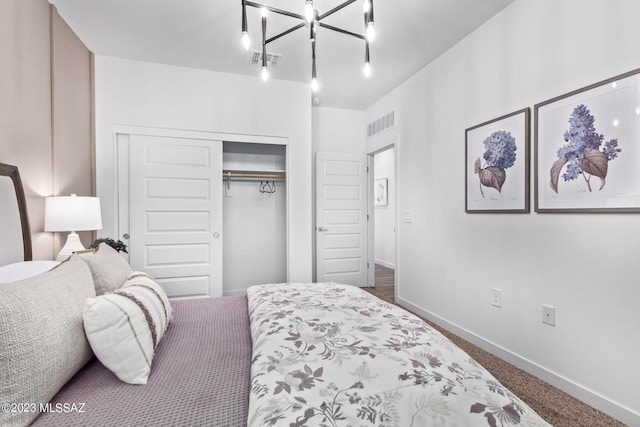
[366,265,626,427]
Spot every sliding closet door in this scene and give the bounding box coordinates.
[128,135,223,298]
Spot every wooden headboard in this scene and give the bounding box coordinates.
[0,163,32,265]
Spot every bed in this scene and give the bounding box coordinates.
[0,162,552,426]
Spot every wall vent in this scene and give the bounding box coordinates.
[249,51,281,67]
[367,110,395,138]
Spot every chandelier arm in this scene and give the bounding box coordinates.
[318,22,365,40]
[242,0,248,32]
[246,1,305,21]
[266,23,306,44]
[262,12,267,66]
[317,0,358,21]
[312,40,317,78]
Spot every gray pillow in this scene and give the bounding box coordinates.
[81,242,132,295]
[0,255,96,427]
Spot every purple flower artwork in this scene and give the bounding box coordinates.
[474,130,517,197]
[550,104,621,193]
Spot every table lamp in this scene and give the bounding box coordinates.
[45,194,103,261]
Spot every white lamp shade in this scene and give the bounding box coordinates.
[45,195,103,232]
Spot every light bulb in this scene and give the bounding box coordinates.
[366,22,375,42]
[304,1,314,23]
[363,62,372,77]
[261,66,269,82]
[363,0,371,13]
[311,78,319,92]
[241,31,251,50]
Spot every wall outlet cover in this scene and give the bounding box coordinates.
[542,304,555,326]
[491,287,502,308]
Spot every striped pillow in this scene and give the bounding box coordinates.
[82,272,172,384]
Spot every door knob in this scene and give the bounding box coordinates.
[213,232,220,239]
[122,233,130,240]
[317,226,329,232]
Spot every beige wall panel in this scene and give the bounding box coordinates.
[0,0,53,260]
[51,6,93,249]
[0,1,92,260]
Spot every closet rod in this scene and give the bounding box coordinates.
[222,170,286,180]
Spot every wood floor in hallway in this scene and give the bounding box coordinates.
[366,263,394,303]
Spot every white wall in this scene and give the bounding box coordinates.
[365,0,640,424]
[374,148,395,268]
[94,56,312,282]
[312,107,365,155]
[223,180,287,293]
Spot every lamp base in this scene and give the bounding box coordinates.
[56,232,86,262]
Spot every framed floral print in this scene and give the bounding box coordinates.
[374,177,388,206]
[535,68,640,212]
[465,108,530,213]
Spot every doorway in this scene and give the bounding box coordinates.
[369,145,396,301]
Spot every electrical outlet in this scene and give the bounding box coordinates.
[542,305,555,326]
[491,288,502,308]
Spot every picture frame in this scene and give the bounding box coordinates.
[535,68,640,212]
[465,108,530,213]
[374,177,388,206]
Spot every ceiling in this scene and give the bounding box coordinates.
[49,0,514,110]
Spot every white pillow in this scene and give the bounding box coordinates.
[82,272,172,384]
[0,260,60,283]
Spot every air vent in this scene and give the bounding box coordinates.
[249,51,281,67]
[367,110,395,138]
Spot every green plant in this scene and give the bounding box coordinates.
[90,237,128,253]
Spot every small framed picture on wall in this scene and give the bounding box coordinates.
[374,177,388,206]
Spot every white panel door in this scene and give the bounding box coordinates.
[129,135,223,298]
[316,152,368,286]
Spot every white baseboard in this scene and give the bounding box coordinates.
[374,259,395,270]
[396,296,640,427]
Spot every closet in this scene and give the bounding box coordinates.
[116,129,287,299]
[222,142,287,295]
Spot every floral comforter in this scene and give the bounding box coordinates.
[246,283,551,427]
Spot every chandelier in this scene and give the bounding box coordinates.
[240,0,375,92]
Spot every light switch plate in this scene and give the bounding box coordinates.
[402,210,414,223]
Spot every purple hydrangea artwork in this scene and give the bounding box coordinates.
[474,130,517,197]
[550,104,621,193]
